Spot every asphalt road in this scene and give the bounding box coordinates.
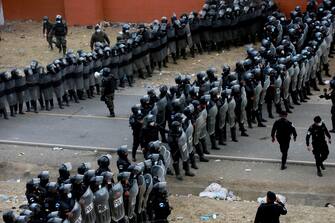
[0,85,334,163]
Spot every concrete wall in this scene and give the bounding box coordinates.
[1,0,317,25]
[0,0,4,26]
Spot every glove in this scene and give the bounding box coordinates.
[100,95,105,101]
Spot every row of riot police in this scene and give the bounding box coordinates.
[3,146,172,223]
[128,0,335,181]
[111,0,276,86]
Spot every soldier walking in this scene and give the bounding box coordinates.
[51,15,68,55]
[100,68,117,117]
[306,116,331,177]
[90,24,110,50]
[42,16,54,50]
[271,111,297,170]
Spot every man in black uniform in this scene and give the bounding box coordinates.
[320,77,335,133]
[271,111,297,170]
[254,191,287,223]
[42,16,54,50]
[117,145,131,173]
[51,15,68,55]
[306,116,331,177]
[129,105,143,161]
[100,68,117,117]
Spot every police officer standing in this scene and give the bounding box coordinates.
[100,68,117,117]
[320,77,335,133]
[90,24,110,50]
[306,116,331,177]
[42,16,54,50]
[51,15,68,55]
[271,111,297,170]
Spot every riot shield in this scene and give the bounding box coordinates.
[68,201,82,223]
[109,182,125,222]
[93,187,111,223]
[79,187,96,223]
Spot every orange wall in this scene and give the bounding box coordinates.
[64,0,103,26]
[2,0,64,21]
[2,0,316,25]
[103,0,204,23]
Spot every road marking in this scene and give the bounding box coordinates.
[25,112,129,120]
[0,139,334,167]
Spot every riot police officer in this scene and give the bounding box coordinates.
[100,68,117,117]
[117,145,132,173]
[51,15,68,55]
[129,104,144,161]
[306,116,331,177]
[320,77,335,132]
[271,111,297,170]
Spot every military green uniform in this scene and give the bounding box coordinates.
[51,22,68,55]
[90,31,110,50]
[43,21,54,49]
[101,75,117,117]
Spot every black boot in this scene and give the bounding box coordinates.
[324,63,331,77]
[267,102,274,118]
[200,138,210,154]
[292,91,301,105]
[171,53,177,64]
[195,143,209,162]
[86,90,92,99]
[2,108,8,119]
[284,99,292,113]
[275,103,282,114]
[14,104,18,114]
[63,94,69,106]
[231,127,238,142]
[210,134,220,150]
[18,103,24,114]
[127,76,133,87]
[146,66,153,77]
[89,86,95,97]
[173,163,183,180]
[71,90,79,103]
[50,99,54,110]
[31,100,38,113]
[218,127,227,145]
[26,102,31,112]
[190,152,198,169]
[77,90,85,100]
[163,58,168,68]
[38,98,45,110]
[57,98,64,109]
[95,84,100,95]
[311,78,320,91]
[138,69,146,79]
[10,106,15,117]
[256,110,266,127]
[45,100,50,111]
[183,161,195,177]
[299,90,307,102]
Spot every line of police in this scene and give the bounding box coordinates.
[0,0,276,119]
[128,0,335,181]
[3,144,174,223]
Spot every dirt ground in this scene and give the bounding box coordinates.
[0,20,247,88]
[0,181,334,223]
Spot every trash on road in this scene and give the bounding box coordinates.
[52,147,63,151]
[200,213,218,221]
[245,168,252,172]
[17,152,24,156]
[199,183,238,201]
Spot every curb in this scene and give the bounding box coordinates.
[1,140,335,167]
